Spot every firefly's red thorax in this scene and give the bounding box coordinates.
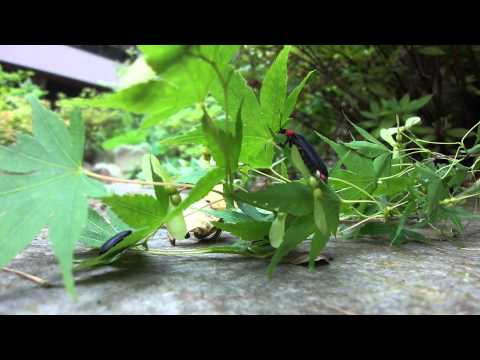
[280,129,296,137]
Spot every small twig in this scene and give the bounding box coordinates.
[2,267,51,288]
[321,302,358,315]
[84,169,194,189]
[184,198,226,218]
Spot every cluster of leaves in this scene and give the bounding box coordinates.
[1,45,479,298]
[242,45,480,156]
[58,88,143,163]
[319,116,480,244]
[0,65,47,145]
[0,66,141,164]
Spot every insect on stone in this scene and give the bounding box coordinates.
[99,230,133,255]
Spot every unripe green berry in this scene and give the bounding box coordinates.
[313,188,323,199]
[170,194,182,206]
[165,184,178,195]
[309,176,319,188]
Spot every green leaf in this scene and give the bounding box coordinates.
[102,129,148,150]
[143,152,188,241]
[117,56,156,90]
[446,128,470,138]
[75,226,156,270]
[159,128,206,146]
[260,46,291,130]
[237,202,274,222]
[234,182,314,216]
[407,96,432,113]
[162,167,224,224]
[102,194,167,230]
[141,106,191,129]
[344,141,388,158]
[213,220,271,241]
[357,222,396,238]
[68,80,194,116]
[283,70,315,125]
[426,178,449,222]
[209,68,268,167]
[141,154,170,214]
[373,153,392,179]
[317,132,375,176]
[0,97,108,296]
[269,213,287,248]
[202,209,253,223]
[138,45,191,74]
[391,202,415,245]
[316,181,341,236]
[291,144,313,178]
[201,101,244,187]
[309,231,329,270]
[405,116,422,129]
[467,144,480,155]
[201,113,227,169]
[347,119,385,146]
[69,108,85,164]
[375,174,415,197]
[165,203,188,241]
[313,192,328,235]
[417,46,446,56]
[447,168,467,189]
[267,215,316,277]
[71,46,240,123]
[79,208,130,248]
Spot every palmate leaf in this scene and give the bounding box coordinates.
[213,220,272,241]
[138,45,191,74]
[142,154,187,241]
[162,167,225,224]
[234,182,314,216]
[283,70,315,126]
[79,208,130,248]
[102,194,167,230]
[201,101,244,191]
[267,215,317,277]
[68,46,241,129]
[79,167,225,268]
[210,66,272,168]
[0,97,108,296]
[260,45,291,130]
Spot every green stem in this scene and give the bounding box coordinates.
[84,169,194,189]
[329,176,379,203]
[137,245,270,258]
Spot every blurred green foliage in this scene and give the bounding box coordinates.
[0,65,46,145]
[235,45,480,155]
[3,45,480,164]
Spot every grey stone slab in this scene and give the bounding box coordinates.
[1,184,480,314]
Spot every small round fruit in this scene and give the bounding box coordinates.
[313,188,323,199]
[165,184,178,195]
[309,176,319,188]
[170,194,182,206]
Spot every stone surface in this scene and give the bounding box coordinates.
[1,185,480,315]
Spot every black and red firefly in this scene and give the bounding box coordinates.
[279,128,329,182]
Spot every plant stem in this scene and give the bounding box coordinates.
[137,245,263,258]
[339,215,384,234]
[329,176,379,203]
[84,169,194,189]
[2,267,51,288]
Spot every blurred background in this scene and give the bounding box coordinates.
[2,45,479,178]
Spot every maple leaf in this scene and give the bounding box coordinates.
[0,97,107,296]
